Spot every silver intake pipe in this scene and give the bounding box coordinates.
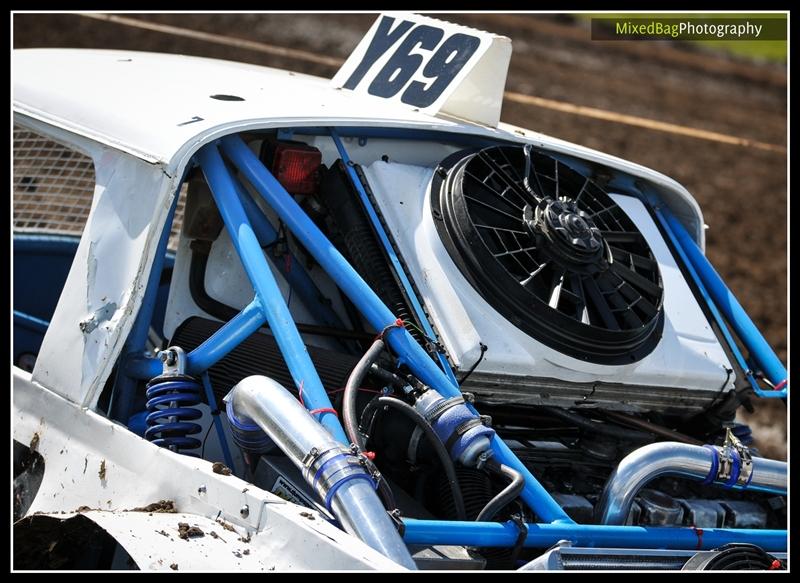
[597,441,787,525]
[227,376,416,570]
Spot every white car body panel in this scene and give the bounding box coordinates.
[13,369,402,571]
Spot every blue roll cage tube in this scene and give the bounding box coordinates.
[232,174,347,333]
[653,205,787,398]
[119,130,786,552]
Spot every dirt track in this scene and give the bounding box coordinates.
[13,13,787,458]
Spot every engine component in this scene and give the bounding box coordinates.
[718,500,768,529]
[143,347,203,455]
[343,337,386,451]
[318,160,424,344]
[675,499,726,529]
[431,144,664,364]
[551,494,594,524]
[253,454,330,516]
[635,489,684,526]
[409,545,487,570]
[412,386,495,467]
[596,441,787,525]
[225,375,416,570]
[437,467,492,521]
[521,543,699,571]
[226,397,276,455]
[362,156,737,414]
[476,459,524,522]
[681,544,785,570]
[362,395,468,521]
[171,317,359,406]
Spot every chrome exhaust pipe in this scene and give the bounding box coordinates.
[597,441,787,525]
[227,376,416,570]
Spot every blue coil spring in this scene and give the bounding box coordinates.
[144,374,203,454]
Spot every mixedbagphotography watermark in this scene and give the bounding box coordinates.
[591,17,787,41]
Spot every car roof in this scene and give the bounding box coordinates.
[13,48,705,247]
[13,49,510,165]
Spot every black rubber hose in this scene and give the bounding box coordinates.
[361,396,467,521]
[542,406,655,441]
[343,339,386,451]
[368,364,408,391]
[376,475,398,512]
[476,459,524,522]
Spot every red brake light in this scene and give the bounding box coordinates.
[272,142,322,195]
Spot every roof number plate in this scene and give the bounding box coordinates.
[332,13,512,127]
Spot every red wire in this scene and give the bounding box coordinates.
[309,407,338,417]
[299,382,381,418]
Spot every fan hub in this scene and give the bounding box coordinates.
[525,200,606,269]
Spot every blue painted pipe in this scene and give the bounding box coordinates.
[659,206,787,394]
[126,298,267,380]
[201,372,235,471]
[233,178,345,331]
[402,519,787,552]
[111,192,178,423]
[654,206,761,394]
[13,310,50,334]
[197,143,348,443]
[220,134,573,524]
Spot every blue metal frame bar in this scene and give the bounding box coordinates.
[201,371,235,471]
[656,206,787,398]
[13,310,50,334]
[233,177,346,331]
[654,206,760,395]
[402,519,786,552]
[197,143,348,443]
[329,128,459,385]
[220,133,572,524]
[126,298,267,380]
[110,189,179,423]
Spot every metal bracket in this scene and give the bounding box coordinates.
[158,346,187,376]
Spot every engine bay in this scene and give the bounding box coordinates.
[150,130,785,569]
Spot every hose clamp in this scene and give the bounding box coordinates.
[709,427,753,487]
[302,444,377,511]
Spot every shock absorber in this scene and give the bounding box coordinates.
[144,347,203,455]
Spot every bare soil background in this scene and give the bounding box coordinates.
[13,13,787,459]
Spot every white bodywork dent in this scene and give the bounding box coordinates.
[13,369,404,571]
[19,116,179,409]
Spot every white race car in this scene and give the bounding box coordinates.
[13,13,786,571]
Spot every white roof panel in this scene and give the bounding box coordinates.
[13,49,485,165]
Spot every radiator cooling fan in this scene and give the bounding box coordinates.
[431,145,664,364]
